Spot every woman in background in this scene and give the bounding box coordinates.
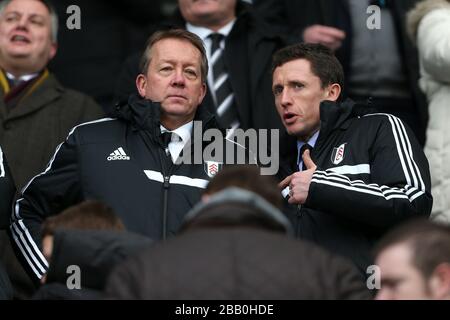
[408,0,450,224]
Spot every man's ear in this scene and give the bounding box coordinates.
[197,82,207,105]
[325,83,341,102]
[49,43,58,61]
[136,74,147,98]
[428,263,450,299]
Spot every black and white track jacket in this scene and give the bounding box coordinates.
[10,95,249,281]
[278,99,432,273]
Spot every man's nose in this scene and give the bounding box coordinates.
[171,68,186,87]
[17,16,29,28]
[280,88,292,108]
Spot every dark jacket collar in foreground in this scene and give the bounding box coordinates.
[114,94,217,132]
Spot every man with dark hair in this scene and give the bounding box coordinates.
[41,200,125,263]
[35,200,149,299]
[374,219,450,300]
[271,43,345,96]
[41,200,125,238]
[10,28,249,283]
[273,43,432,275]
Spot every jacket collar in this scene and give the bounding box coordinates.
[0,70,62,121]
[114,94,217,133]
[318,98,356,138]
[319,97,376,134]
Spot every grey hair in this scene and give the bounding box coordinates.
[0,0,58,43]
[140,29,209,83]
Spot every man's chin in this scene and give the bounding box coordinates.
[5,50,31,59]
[161,103,190,114]
[161,105,195,119]
[285,125,301,137]
[286,128,310,141]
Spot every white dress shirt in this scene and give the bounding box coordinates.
[186,19,236,104]
[160,121,193,163]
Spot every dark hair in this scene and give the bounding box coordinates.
[204,165,283,209]
[374,219,450,279]
[42,200,125,237]
[272,43,344,91]
[139,29,208,82]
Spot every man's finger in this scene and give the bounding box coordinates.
[288,196,297,205]
[278,175,292,189]
[316,34,341,45]
[318,26,346,40]
[302,150,317,170]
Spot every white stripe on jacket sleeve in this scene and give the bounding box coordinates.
[311,114,426,203]
[10,117,116,279]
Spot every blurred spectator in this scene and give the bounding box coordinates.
[0,0,104,190]
[374,219,450,300]
[40,200,125,263]
[0,0,104,299]
[0,145,15,230]
[253,0,428,146]
[106,166,371,300]
[407,0,450,224]
[48,0,164,111]
[32,229,151,299]
[115,0,290,135]
[32,200,151,299]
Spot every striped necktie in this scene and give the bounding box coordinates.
[209,33,240,130]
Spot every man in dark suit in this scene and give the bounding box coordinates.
[115,0,290,135]
[253,0,428,146]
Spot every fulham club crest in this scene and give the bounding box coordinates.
[331,143,346,165]
[204,161,223,178]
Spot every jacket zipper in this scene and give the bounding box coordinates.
[158,144,174,241]
[140,129,173,240]
[162,174,170,240]
[141,118,214,240]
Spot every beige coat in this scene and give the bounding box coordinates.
[408,0,450,223]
